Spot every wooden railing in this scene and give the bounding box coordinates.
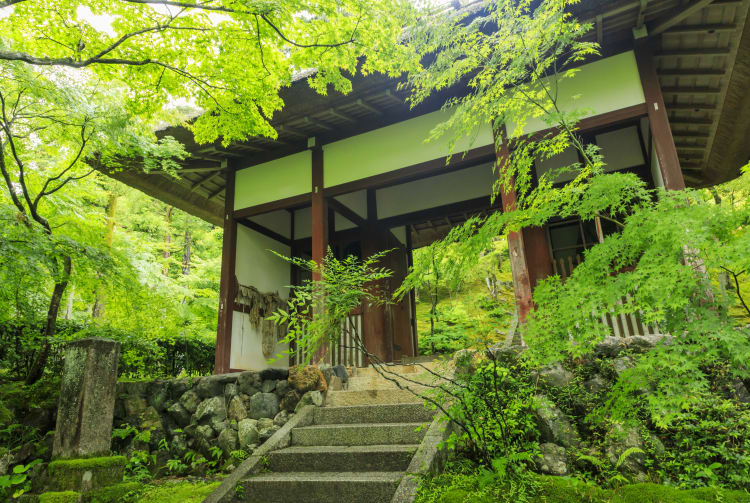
[292,307,366,367]
[553,257,660,337]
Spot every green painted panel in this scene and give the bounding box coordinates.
[323,109,494,188]
[234,150,311,210]
[507,51,645,136]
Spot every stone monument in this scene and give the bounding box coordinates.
[52,338,120,459]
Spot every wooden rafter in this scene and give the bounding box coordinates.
[649,0,716,36]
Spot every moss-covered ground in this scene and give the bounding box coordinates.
[132,480,220,503]
[429,476,750,503]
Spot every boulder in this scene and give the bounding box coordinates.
[237,371,261,396]
[194,396,227,424]
[237,419,259,448]
[584,375,608,394]
[195,376,224,399]
[217,429,239,457]
[248,392,280,420]
[211,418,230,434]
[169,379,190,400]
[124,396,148,418]
[170,434,188,458]
[166,402,191,427]
[595,337,627,358]
[273,410,291,427]
[195,424,215,442]
[295,391,323,413]
[733,380,750,404]
[605,424,647,477]
[288,365,327,394]
[612,356,634,377]
[224,383,239,401]
[319,365,335,386]
[536,443,568,476]
[260,368,289,381]
[261,380,277,393]
[148,386,170,413]
[179,390,202,414]
[534,395,580,448]
[259,425,280,442]
[538,363,573,389]
[139,407,163,433]
[228,395,248,422]
[628,334,673,353]
[275,380,290,398]
[280,391,301,412]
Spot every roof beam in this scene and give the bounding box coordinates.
[669,117,714,124]
[672,131,711,138]
[658,68,726,76]
[662,86,722,94]
[326,197,367,227]
[237,218,292,247]
[656,47,731,56]
[649,0,716,37]
[666,23,737,34]
[666,102,718,110]
[356,99,382,116]
[327,109,356,124]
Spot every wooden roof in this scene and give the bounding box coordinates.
[105,0,750,226]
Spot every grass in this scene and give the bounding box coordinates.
[134,480,221,503]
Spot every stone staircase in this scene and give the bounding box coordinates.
[235,363,447,503]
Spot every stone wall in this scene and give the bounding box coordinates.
[113,366,332,465]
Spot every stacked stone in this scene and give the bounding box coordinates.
[114,365,336,465]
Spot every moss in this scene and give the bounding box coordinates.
[82,482,142,503]
[438,489,493,503]
[537,476,609,502]
[48,456,126,491]
[38,491,81,503]
[536,478,750,503]
[134,481,221,503]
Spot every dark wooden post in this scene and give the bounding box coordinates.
[405,226,418,357]
[494,129,553,322]
[634,38,686,191]
[311,147,329,364]
[215,162,237,374]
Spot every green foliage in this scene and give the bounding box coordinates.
[0,0,418,146]
[270,248,394,363]
[0,458,41,500]
[83,481,142,503]
[657,395,750,489]
[437,351,539,498]
[39,491,82,503]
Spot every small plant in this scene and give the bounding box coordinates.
[125,449,155,483]
[0,459,41,499]
[230,449,249,464]
[165,457,188,475]
[235,482,245,499]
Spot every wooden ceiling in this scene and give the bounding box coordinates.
[104,0,750,227]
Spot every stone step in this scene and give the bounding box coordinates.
[346,375,441,392]
[325,389,424,407]
[291,422,425,446]
[268,444,419,472]
[238,471,403,503]
[314,403,434,425]
[354,362,447,378]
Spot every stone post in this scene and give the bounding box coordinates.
[52,338,120,459]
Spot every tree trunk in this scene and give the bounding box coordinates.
[92,193,117,317]
[163,205,173,276]
[182,225,192,276]
[26,254,72,384]
[64,284,74,320]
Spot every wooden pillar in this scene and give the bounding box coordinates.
[405,226,418,357]
[215,163,237,374]
[311,147,329,364]
[494,129,553,322]
[311,147,328,278]
[634,38,685,191]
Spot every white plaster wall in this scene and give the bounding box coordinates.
[249,209,292,239]
[595,126,645,171]
[294,207,312,240]
[234,150,311,210]
[376,162,494,219]
[230,225,291,370]
[334,190,367,218]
